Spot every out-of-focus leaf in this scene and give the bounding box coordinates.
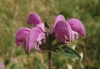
[52,45,81,59]
[34,58,47,69]
[38,64,47,69]
[10,64,20,69]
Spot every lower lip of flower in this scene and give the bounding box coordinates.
[56,34,68,42]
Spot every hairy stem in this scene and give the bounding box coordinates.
[48,51,52,69]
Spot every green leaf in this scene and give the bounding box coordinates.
[52,45,81,59]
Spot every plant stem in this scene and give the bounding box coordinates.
[48,51,52,69]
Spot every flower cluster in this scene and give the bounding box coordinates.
[15,12,86,53]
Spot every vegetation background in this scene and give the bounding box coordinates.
[0,0,100,69]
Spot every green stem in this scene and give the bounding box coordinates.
[48,51,52,69]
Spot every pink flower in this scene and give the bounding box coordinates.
[52,15,86,43]
[26,27,45,52]
[15,27,45,53]
[0,62,4,69]
[52,20,72,42]
[12,58,17,63]
[15,12,45,52]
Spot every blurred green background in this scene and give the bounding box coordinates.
[0,0,100,69]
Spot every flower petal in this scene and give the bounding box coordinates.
[36,33,45,42]
[53,15,65,28]
[27,12,42,25]
[34,43,40,51]
[26,27,45,52]
[33,32,45,51]
[15,28,30,47]
[55,34,68,42]
[67,18,86,36]
[36,23,45,32]
[71,30,78,40]
[52,20,72,42]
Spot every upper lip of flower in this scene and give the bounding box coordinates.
[27,12,45,32]
[27,12,42,25]
[53,15,65,28]
[67,18,86,37]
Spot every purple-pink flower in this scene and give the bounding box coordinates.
[52,15,86,43]
[15,12,45,52]
[15,12,86,69]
